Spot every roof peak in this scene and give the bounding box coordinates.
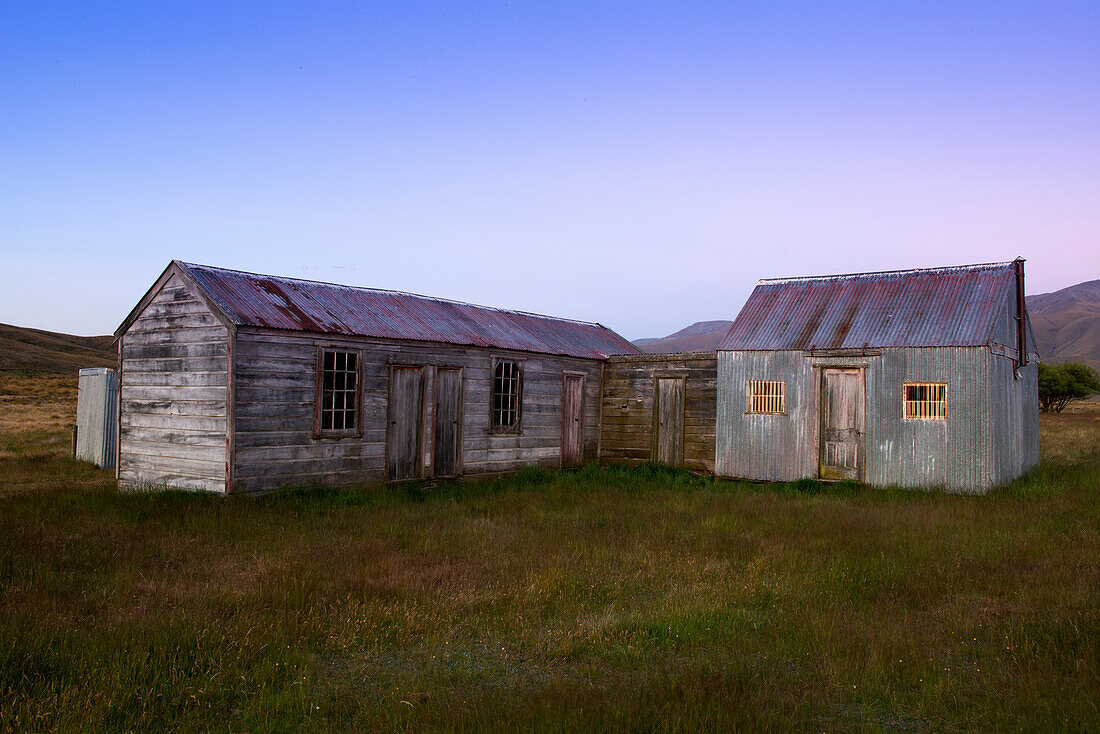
[758,259,1021,286]
[175,260,608,330]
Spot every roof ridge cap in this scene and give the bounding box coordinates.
[757,260,1016,286]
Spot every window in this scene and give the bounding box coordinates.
[491,359,521,430]
[748,380,785,414]
[319,349,359,432]
[904,383,946,420]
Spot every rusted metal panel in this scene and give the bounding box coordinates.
[721,261,1020,351]
[178,261,639,360]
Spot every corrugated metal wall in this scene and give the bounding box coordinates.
[717,347,1018,493]
[76,367,118,468]
[717,351,818,482]
[870,348,990,491]
[988,357,1040,486]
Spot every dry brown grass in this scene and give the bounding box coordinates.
[0,372,78,436]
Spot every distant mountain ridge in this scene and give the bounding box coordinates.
[0,323,115,374]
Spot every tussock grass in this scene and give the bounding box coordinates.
[1,391,1098,731]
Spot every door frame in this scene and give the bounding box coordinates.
[650,374,687,467]
[431,366,464,478]
[386,363,425,482]
[560,371,586,468]
[816,365,866,481]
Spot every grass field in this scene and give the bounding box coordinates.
[1,374,1098,731]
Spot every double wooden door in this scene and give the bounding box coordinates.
[387,366,464,481]
[820,368,864,480]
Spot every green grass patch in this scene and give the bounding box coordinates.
[1,413,1098,730]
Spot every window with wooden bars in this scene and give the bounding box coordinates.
[748,380,785,414]
[491,359,521,430]
[319,349,359,432]
[904,382,947,420]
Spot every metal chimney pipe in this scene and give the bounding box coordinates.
[1014,257,1027,368]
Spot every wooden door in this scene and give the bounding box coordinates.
[432,368,463,477]
[653,377,685,466]
[561,374,584,468]
[387,366,423,481]
[820,368,864,480]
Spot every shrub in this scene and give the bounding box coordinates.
[1038,361,1100,413]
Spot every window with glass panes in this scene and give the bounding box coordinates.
[320,350,359,431]
[491,360,521,429]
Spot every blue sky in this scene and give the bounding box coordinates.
[2,1,1098,339]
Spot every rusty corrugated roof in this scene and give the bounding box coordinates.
[178,261,640,360]
[720,261,1019,351]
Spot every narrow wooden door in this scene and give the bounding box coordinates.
[820,368,864,480]
[653,377,685,467]
[561,374,584,468]
[433,368,463,477]
[387,366,423,481]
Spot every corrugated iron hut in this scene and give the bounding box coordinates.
[115,261,639,493]
[598,353,718,473]
[716,259,1039,493]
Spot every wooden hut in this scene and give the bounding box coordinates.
[715,259,1040,493]
[598,353,717,473]
[115,261,639,493]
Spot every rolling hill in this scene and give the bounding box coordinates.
[634,320,733,354]
[0,323,116,375]
[1027,280,1100,371]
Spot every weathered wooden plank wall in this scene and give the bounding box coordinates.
[231,328,602,493]
[118,273,228,492]
[598,353,716,473]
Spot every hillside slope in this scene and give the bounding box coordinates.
[634,320,733,354]
[0,323,115,374]
[1027,280,1100,371]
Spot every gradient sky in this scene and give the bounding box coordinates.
[3,1,1098,339]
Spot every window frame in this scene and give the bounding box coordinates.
[314,346,364,438]
[902,382,947,421]
[488,356,524,434]
[746,380,786,415]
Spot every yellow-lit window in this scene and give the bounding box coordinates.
[748,381,785,414]
[904,383,946,420]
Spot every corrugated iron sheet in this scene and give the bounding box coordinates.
[179,262,640,360]
[720,261,1017,351]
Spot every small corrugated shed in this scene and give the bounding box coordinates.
[716,259,1040,493]
[721,261,1017,351]
[169,261,638,360]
